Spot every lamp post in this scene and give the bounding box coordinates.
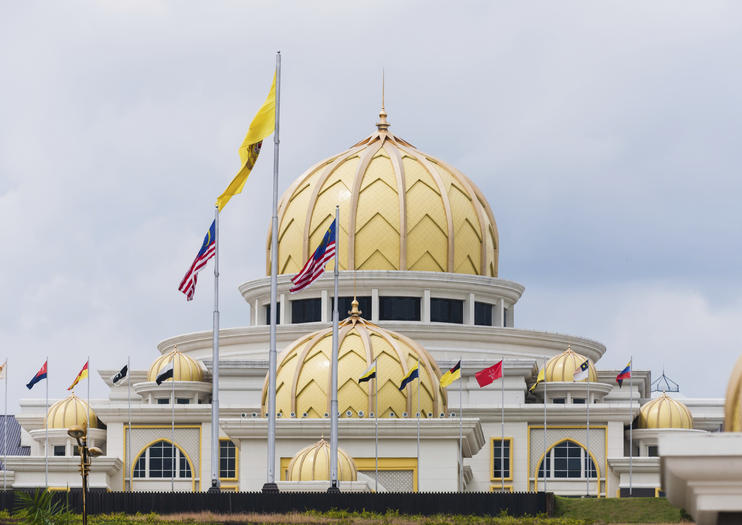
[67,425,102,525]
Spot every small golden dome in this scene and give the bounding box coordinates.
[544,346,598,382]
[268,112,499,277]
[47,393,99,430]
[286,438,357,482]
[147,348,204,383]
[724,354,742,431]
[638,392,694,429]
[262,311,446,418]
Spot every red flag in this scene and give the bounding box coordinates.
[475,361,503,388]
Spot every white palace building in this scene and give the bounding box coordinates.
[9,106,732,498]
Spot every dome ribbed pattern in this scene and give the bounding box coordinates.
[544,346,597,382]
[261,308,446,419]
[147,349,204,382]
[268,111,499,277]
[47,393,99,430]
[286,439,357,482]
[638,392,694,429]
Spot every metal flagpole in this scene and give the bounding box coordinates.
[2,360,6,491]
[45,356,48,489]
[458,356,463,493]
[374,368,378,493]
[416,358,420,491]
[501,357,505,492]
[127,356,131,492]
[543,357,547,493]
[629,355,633,496]
[87,355,90,495]
[264,50,281,493]
[210,205,221,492]
[329,205,340,492]
[586,371,590,497]
[171,359,175,492]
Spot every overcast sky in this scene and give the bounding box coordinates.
[2,1,741,409]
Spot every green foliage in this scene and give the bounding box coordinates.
[14,490,69,525]
[554,496,690,523]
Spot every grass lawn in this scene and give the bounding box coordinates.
[0,497,693,525]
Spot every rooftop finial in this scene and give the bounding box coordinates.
[377,69,390,131]
[349,297,362,319]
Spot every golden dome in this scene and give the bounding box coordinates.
[268,109,499,277]
[724,354,742,431]
[286,438,357,482]
[638,392,694,429]
[147,348,204,383]
[261,305,447,418]
[47,393,99,430]
[544,346,598,382]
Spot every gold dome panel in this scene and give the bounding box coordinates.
[638,392,694,429]
[261,308,447,419]
[286,438,357,482]
[147,348,204,383]
[724,354,742,431]
[268,111,499,278]
[544,346,598,383]
[47,393,99,430]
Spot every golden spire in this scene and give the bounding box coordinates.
[376,69,390,132]
[349,297,362,319]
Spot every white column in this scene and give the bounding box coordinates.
[321,290,329,323]
[422,289,431,323]
[497,298,505,327]
[465,293,475,325]
[279,293,286,325]
[254,299,260,325]
[371,288,379,322]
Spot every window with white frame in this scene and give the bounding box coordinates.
[219,439,236,479]
[538,440,597,479]
[491,438,512,479]
[133,440,192,478]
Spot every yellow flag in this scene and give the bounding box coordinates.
[529,366,545,393]
[216,74,276,210]
[440,360,461,388]
[0,360,6,380]
[68,361,89,391]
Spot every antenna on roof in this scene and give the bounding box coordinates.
[651,369,680,393]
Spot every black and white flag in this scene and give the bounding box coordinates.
[111,364,128,385]
[156,361,174,385]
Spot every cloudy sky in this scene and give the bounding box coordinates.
[2,1,741,409]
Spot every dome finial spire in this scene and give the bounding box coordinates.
[377,69,390,132]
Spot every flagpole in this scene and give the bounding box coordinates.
[543,357,547,493]
[416,358,420,492]
[171,359,175,492]
[374,370,378,493]
[210,204,221,493]
[45,356,48,489]
[3,359,7,491]
[629,355,633,496]
[586,369,590,497]
[87,356,90,445]
[264,50,281,494]
[329,205,340,493]
[127,356,131,492]
[458,356,463,493]
[501,356,505,492]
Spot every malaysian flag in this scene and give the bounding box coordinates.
[290,219,336,293]
[178,220,216,301]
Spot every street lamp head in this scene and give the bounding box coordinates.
[88,447,103,458]
[67,425,85,440]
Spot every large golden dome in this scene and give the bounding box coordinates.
[261,303,447,418]
[268,108,499,277]
[286,439,357,482]
[544,346,598,382]
[638,392,694,429]
[724,354,742,431]
[147,348,204,383]
[47,393,99,430]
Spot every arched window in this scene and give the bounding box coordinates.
[133,440,192,478]
[538,440,597,479]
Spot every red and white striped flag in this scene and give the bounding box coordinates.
[290,219,336,293]
[178,220,216,301]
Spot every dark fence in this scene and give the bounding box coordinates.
[0,490,553,517]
